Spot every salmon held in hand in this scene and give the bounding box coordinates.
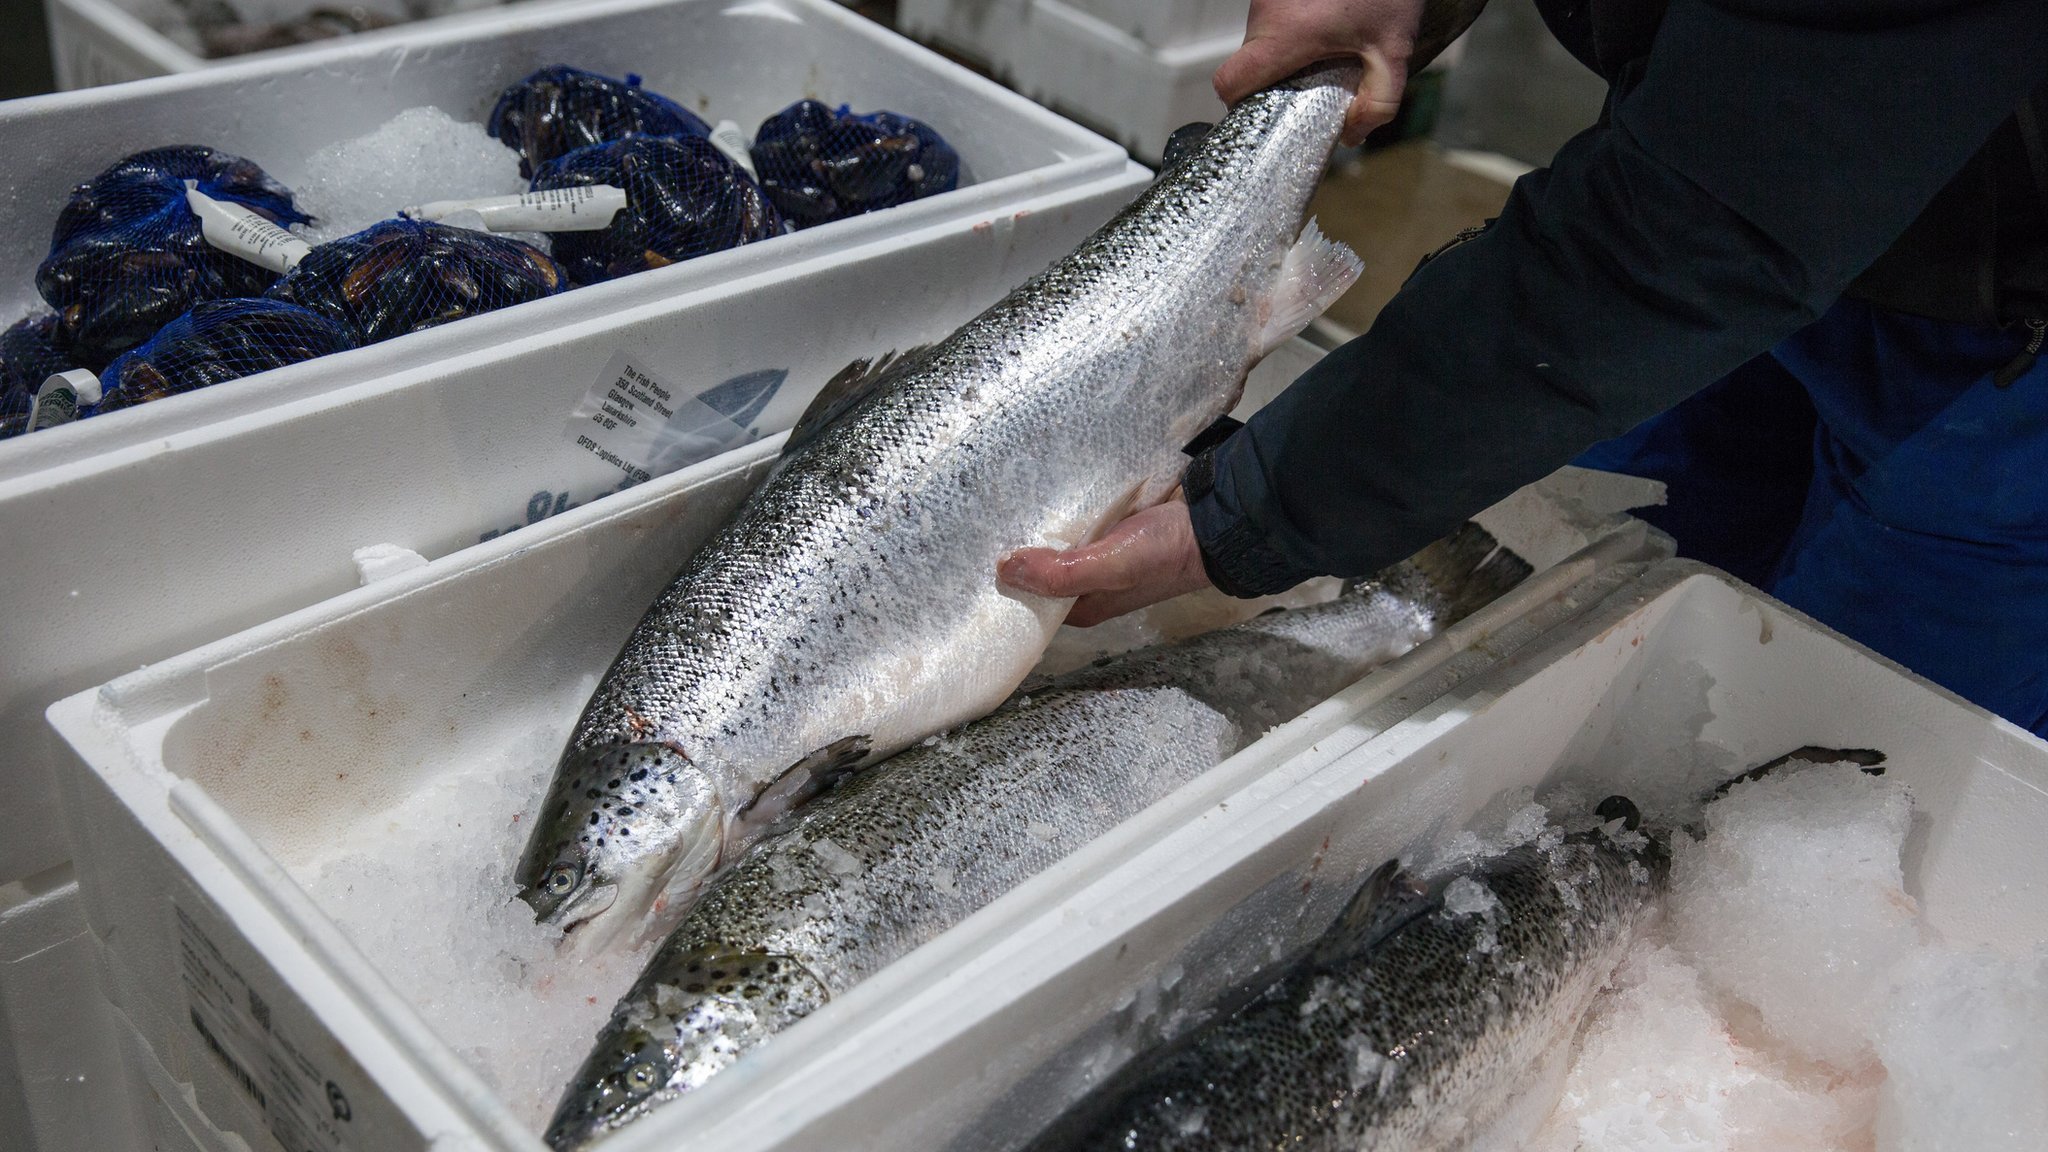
[514,62,1368,953]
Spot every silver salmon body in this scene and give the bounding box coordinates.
[540,529,1532,1150]
[515,64,1367,949]
[1021,816,1667,1152]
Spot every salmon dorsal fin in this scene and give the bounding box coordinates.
[1160,122,1214,172]
[1313,858,1431,964]
[783,345,935,457]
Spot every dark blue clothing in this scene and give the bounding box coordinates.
[1579,299,2048,732]
[1187,1,2048,594]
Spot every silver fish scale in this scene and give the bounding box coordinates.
[526,64,1359,933]
[543,579,1439,1151]
[1031,835,1660,1152]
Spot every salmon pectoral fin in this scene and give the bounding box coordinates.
[1254,216,1363,358]
[731,735,876,843]
[784,345,936,457]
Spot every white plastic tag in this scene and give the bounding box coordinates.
[709,120,759,180]
[23,368,102,432]
[404,185,628,233]
[566,351,760,485]
[184,182,313,274]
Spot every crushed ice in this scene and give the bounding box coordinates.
[283,693,656,1134]
[1528,762,2047,1151]
[281,106,539,247]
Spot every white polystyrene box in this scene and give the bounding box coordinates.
[5,0,1130,479]
[898,0,1235,163]
[0,874,142,1152]
[0,159,1148,889]
[45,0,527,88]
[631,559,2048,1152]
[44,342,1669,1150]
[1014,0,1236,164]
[1062,0,1246,50]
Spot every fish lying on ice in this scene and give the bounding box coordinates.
[540,525,1531,1150]
[1021,799,1666,1152]
[513,62,1368,951]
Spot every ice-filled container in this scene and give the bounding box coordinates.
[592,559,2046,1152]
[899,0,1236,162]
[0,159,1147,889]
[0,873,140,1152]
[5,0,1130,473]
[45,0,522,87]
[44,346,1668,1150]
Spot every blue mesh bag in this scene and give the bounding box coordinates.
[91,299,354,417]
[36,146,308,367]
[0,313,80,437]
[266,219,568,345]
[488,65,712,179]
[531,135,784,285]
[749,101,960,229]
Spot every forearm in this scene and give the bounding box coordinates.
[1192,0,2048,594]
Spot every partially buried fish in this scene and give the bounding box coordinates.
[1017,799,1667,1152]
[541,525,1532,1150]
[514,62,1368,951]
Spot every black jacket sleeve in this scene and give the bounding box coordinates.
[1188,0,2048,596]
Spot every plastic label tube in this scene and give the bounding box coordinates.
[709,120,759,180]
[403,185,629,233]
[24,368,102,432]
[184,182,313,273]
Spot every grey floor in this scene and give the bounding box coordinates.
[1435,0,1609,168]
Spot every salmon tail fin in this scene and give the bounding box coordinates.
[1255,217,1362,357]
[1399,522,1534,626]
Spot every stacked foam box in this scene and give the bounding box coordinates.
[0,2,1149,1147]
[897,0,1246,163]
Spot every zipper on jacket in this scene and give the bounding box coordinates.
[1994,317,2046,388]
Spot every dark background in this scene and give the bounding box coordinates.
[3,0,57,98]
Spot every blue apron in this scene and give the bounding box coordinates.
[1577,297,2048,734]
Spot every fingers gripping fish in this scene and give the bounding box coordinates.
[514,62,1368,951]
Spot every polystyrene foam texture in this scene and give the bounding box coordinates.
[1063,0,1247,49]
[896,0,1237,162]
[0,878,141,1152]
[605,561,2048,1152]
[44,447,1658,1151]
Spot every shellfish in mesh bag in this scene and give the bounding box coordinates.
[266,218,568,345]
[36,146,308,366]
[750,100,961,229]
[488,65,711,179]
[0,313,82,439]
[91,299,355,417]
[532,135,784,285]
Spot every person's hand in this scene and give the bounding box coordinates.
[1214,0,1427,146]
[999,493,1214,627]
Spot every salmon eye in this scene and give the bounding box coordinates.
[545,863,580,895]
[626,1062,659,1092]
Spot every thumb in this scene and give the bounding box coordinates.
[1214,35,1328,106]
[1341,46,1408,145]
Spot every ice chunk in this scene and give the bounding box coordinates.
[1442,877,1499,919]
[1531,946,1874,1151]
[287,107,530,245]
[1669,764,1918,1069]
[352,542,426,585]
[1874,945,2048,1152]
